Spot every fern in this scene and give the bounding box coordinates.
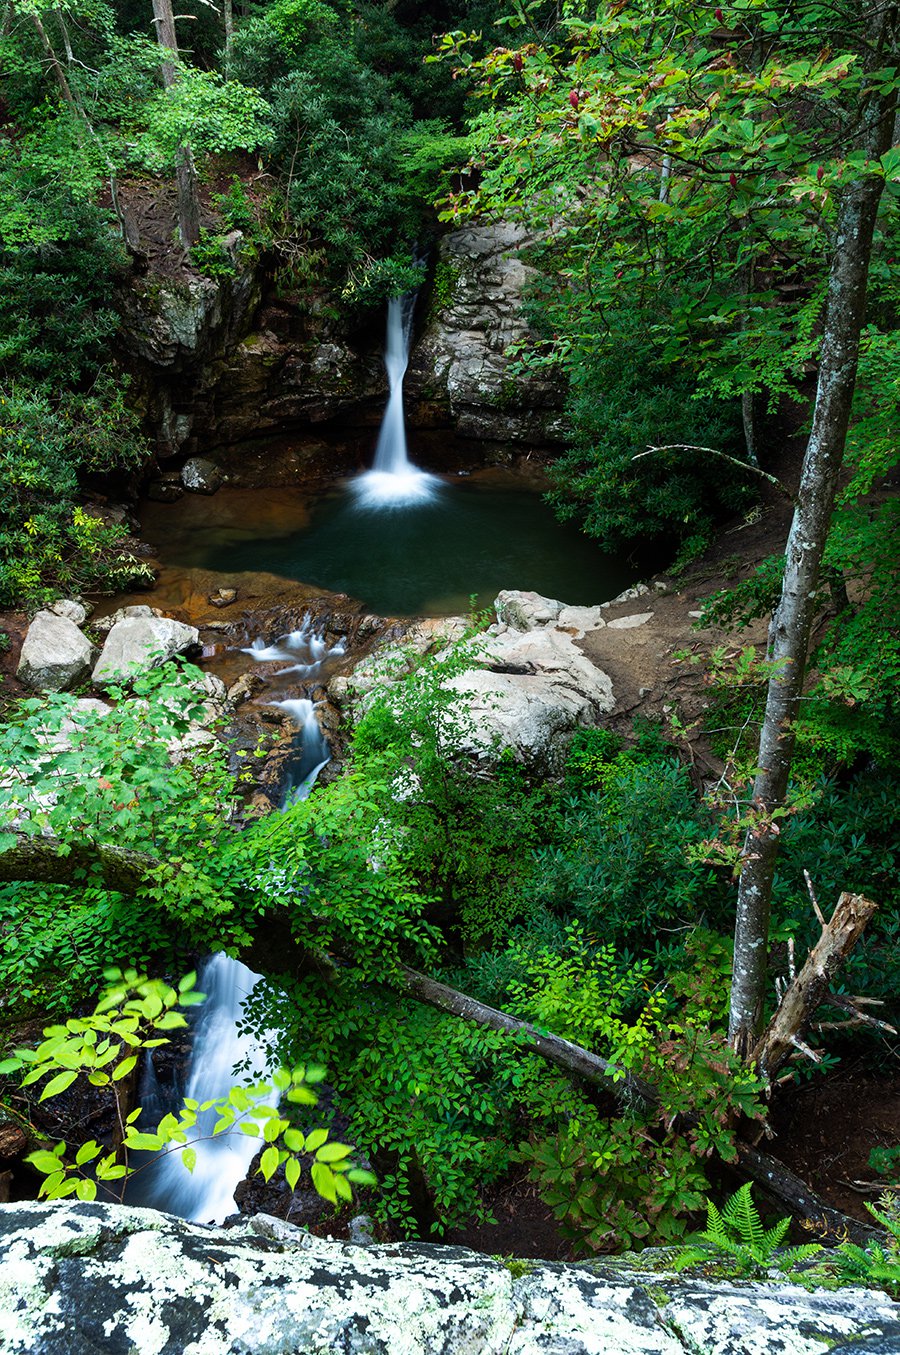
[675,1184,819,1278]
[834,1198,900,1297]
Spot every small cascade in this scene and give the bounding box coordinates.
[353,294,441,509]
[130,619,337,1223]
[128,954,272,1224]
[241,620,345,676]
[273,697,331,804]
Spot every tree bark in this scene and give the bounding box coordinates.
[0,833,159,893]
[729,64,898,1056]
[751,892,878,1081]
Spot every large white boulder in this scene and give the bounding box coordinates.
[92,615,199,687]
[2,1202,898,1355]
[16,611,94,692]
[446,625,615,769]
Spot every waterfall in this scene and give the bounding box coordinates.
[353,294,440,509]
[127,954,272,1224]
[129,619,337,1223]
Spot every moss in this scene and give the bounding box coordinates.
[429,259,460,318]
[498,1256,535,1279]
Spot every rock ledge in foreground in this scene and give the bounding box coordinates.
[1,1201,898,1355]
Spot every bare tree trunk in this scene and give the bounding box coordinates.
[398,965,658,1109]
[150,0,200,246]
[222,0,233,77]
[30,13,77,108]
[728,74,897,1057]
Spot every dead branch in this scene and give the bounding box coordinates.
[752,892,879,1081]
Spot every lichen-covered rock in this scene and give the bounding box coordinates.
[407,223,568,444]
[1,1202,898,1355]
[92,615,200,687]
[181,456,223,495]
[16,612,94,692]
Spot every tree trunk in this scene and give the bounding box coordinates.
[150,0,200,247]
[222,0,233,77]
[728,71,897,1057]
[398,965,659,1109]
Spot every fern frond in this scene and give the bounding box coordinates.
[704,1197,728,1246]
[722,1181,766,1249]
[775,1244,820,1272]
[762,1216,791,1255]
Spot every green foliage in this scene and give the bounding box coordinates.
[0,666,243,1007]
[544,306,753,552]
[870,1146,900,1184]
[833,1198,900,1298]
[527,735,725,947]
[675,1184,819,1277]
[348,637,554,946]
[0,380,151,605]
[0,969,372,1207]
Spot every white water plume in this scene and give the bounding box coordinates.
[353,294,441,509]
[130,628,335,1223]
[128,955,273,1224]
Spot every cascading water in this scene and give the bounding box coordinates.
[352,294,441,509]
[128,955,272,1223]
[129,618,339,1222]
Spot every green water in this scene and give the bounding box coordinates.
[149,476,639,617]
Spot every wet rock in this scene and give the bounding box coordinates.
[93,615,200,687]
[227,671,267,706]
[16,611,95,692]
[3,1202,900,1355]
[182,456,223,495]
[146,477,185,503]
[209,587,238,608]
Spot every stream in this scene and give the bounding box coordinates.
[127,289,635,1222]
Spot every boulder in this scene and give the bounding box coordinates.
[446,625,615,769]
[181,456,223,495]
[92,615,200,687]
[48,599,89,626]
[92,604,163,637]
[16,612,94,692]
[496,589,564,631]
[2,1201,899,1355]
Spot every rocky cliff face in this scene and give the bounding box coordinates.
[407,223,568,446]
[119,224,568,492]
[2,1201,897,1355]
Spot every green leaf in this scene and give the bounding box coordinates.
[39,1070,78,1101]
[311,1161,338,1204]
[285,1156,301,1191]
[182,1147,197,1174]
[260,1145,279,1182]
[304,1128,328,1153]
[315,1142,353,1164]
[28,1150,69,1175]
[112,1056,138,1082]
